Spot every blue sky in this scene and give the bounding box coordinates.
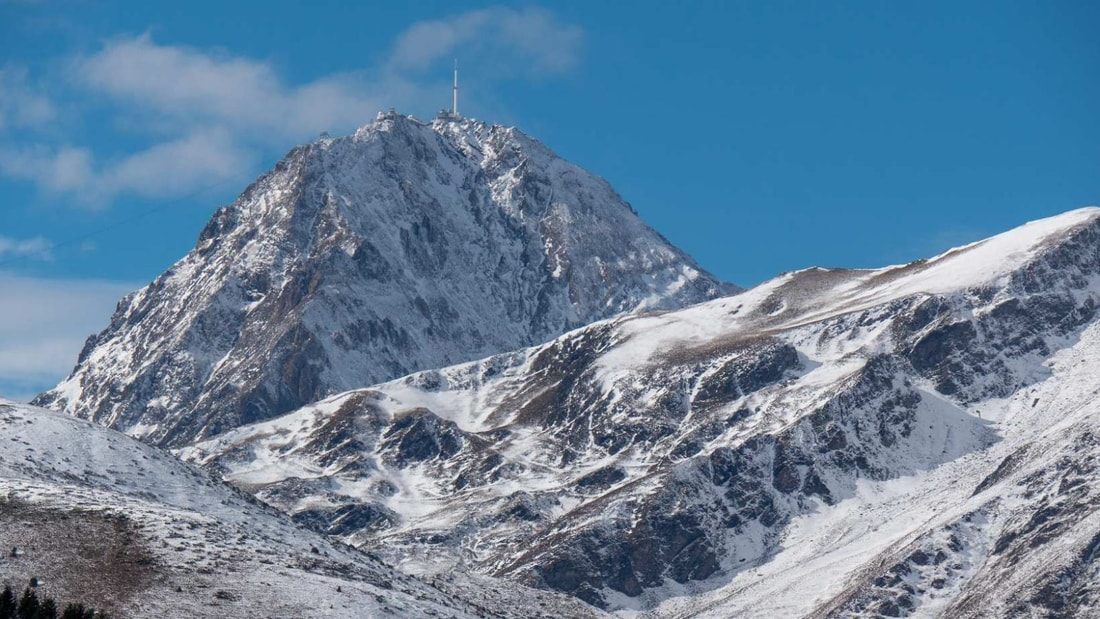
[1,1,1098,399]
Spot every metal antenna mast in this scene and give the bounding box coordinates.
[452,59,459,116]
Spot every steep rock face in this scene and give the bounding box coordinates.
[34,114,733,447]
[183,208,1100,613]
[807,322,1100,619]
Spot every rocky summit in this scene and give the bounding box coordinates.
[35,114,733,448]
[183,208,1100,616]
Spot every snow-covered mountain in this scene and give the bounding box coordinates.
[34,113,733,448]
[181,208,1100,616]
[0,398,604,618]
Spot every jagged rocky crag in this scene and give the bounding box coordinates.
[183,208,1100,616]
[35,114,732,447]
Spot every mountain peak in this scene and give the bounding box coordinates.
[35,115,734,446]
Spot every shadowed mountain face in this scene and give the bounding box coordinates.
[184,209,1100,616]
[34,114,733,447]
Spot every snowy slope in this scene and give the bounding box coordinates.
[655,314,1100,618]
[182,207,1100,615]
[34,113,733,447]
[0,398,605,618]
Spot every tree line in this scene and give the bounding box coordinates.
[0,585,108,619]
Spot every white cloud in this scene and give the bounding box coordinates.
[0,129,252,204]
[389,7,583,74]
[0,236,52,261]
[1,6,584,206]
[0,66,56,132]
[103,128,253,197]
[0,272,137,401]
[73,34,384,141]
[0,144,93,194]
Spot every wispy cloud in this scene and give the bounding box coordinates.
[0,128,254,204]
[0,272,137,401]
[388,7,584,74]
[0,6,585,208]
[0,66,56,132]
[0,236,52,261]
[0,144,93,195]
[72,34,385,141]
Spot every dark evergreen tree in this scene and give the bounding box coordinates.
[16,588,38,619]
[33,597,56,619]
[58,604,102,619]
[0,584,102,619]
[0,585,16,619]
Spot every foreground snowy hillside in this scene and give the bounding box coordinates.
[0,398,603,618]
[36,113,732,447]
[183,207,1100,616]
